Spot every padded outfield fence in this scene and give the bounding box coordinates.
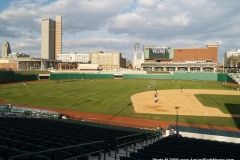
[50,73,113,80]
[0,71,235,83]
[0,71,38,84]
[124,73,233,82]
[50,72,234,82]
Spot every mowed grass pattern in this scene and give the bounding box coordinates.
[195,94,240,114]
[0,79,239,128]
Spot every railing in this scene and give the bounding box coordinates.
[113,131,161,159]
[9,140,106,160]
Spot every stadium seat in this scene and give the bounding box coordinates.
[0,117,155,160]
[120,135,240,159]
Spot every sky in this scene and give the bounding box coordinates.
[0,0,240,62]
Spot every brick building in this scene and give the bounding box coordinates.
[140,43,219,72]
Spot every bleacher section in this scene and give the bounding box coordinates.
[228,73,240,84]
[0,117,159,160]
[0,105,60,119]
[121,135,240,160]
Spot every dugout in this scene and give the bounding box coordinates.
[38,74,50,80]
[113,73,123,79]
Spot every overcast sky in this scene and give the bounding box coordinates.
[0,0,240,62]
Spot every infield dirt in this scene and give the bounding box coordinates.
[131,89,240,118]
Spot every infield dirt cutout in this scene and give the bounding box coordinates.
[131,89,240,117]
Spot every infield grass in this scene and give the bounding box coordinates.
[195,94,240,114]
[0,79,239,128]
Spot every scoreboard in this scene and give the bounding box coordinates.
[144,47,173,60]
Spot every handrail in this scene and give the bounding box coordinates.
[115,130,160,142]
[64,149,105,160]
[114,132,148,149]
[113,131,161,160]
[114,131,160,148]
[115,132,146,142]
[9,140,105,160]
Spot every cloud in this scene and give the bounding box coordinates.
[109,0,240,40]
[40,0,130,32]
[0,0,130,36]
[108,1,193,38]
[0,25,22,37]
[0,0,240,61]
[0,1,42,25]
[0,0,131,55]
[62,34,136,59]
[172,14,189,26]
[14,38,40,50]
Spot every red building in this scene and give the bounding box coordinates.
[173,44,218,63]
[142,43,219,72]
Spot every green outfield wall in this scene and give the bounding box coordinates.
[0,71,235,84]
[124,72,233,82]
[217,73,235,82]
[50,73,113,80]
[0,71,38,83]
[49,72,234,82]
[123,74,172,80]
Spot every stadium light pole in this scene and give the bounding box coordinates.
[17,55,19,71]
[70,56,72,70]
[223,55,225,73]
[175,106,180,134]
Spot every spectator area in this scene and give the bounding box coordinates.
[121,135,240,160]
[0,117,157,160]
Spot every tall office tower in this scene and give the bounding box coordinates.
[41,16,62,60]
[1,40,11,58]
[55,16,62,57]
[41,18,55,59]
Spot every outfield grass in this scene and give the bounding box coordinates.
[195,94,240,114]
[0,79,239,128]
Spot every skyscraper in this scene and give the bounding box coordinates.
[55,16,62,57]
[1,40,11,58]
[41,16,62,60]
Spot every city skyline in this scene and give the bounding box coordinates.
[0,0,240,61]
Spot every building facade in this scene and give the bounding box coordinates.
[90,51,126,70]
[0,59,16,70]
[41,16,62,60]
[55,16,62,57]
[0,57,60,70]
[56,53,90,63]
[135,43,219,72]
[56,51,127,70]
[224,49,240,68]
[173,44,218,63]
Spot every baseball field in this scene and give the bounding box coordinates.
[0,79,240,129]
